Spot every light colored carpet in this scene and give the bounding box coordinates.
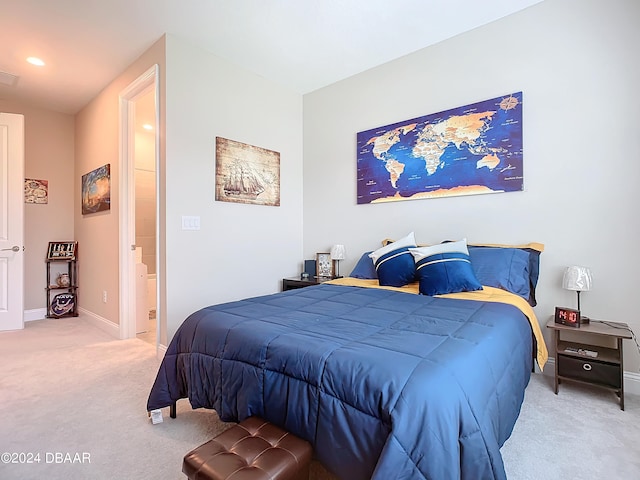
[0,317,638,479]
[502,368,640,479]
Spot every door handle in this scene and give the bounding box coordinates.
[1,245,20,252]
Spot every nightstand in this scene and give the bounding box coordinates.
[546,318,632,410]
[282,277,330,291]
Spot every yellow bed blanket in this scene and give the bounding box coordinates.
[328,277,548,370]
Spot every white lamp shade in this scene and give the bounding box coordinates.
[330,244,346,260]
[562,266,592,292]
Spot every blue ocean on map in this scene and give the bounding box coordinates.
[357,92,523,204]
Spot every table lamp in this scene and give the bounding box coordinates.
[562,265,592,323]
[330,244,346,278]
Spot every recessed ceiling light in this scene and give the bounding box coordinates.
[27,57,45,66]
[142,124,153,130]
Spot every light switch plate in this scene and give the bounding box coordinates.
[181,215,200,230]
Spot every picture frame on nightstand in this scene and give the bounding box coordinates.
[316,252,333,278]
[304,260,316,277]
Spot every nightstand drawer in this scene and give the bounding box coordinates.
[558,355,620,389]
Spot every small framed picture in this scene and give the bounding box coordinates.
[316,252,333,278]
[47,241,77,261]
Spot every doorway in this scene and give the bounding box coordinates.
[133,87,157,345]
[118,65,160,346]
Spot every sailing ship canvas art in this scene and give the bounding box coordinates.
[215,137,280,206]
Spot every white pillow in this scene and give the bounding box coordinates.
[368,232,416,263]
[408,238,469,261]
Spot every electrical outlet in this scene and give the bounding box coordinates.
[102,291,107,303]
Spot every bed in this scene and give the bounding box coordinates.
[147,238,547,480]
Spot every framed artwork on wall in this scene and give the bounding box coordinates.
[24,179,48,204]
[81,164,111,214]
[215,137,280,206]
[356,92,524,204]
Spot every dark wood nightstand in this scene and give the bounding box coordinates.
[282,277,331,291]
[546,318,632,410]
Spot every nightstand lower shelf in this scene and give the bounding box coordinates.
[557,351,621,390]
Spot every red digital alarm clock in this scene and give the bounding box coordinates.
[554,306,581,328]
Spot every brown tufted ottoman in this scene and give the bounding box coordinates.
[182,417,312,480]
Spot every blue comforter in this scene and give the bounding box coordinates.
[147,284,533,479]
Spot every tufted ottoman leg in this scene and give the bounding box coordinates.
[183,417,312,480]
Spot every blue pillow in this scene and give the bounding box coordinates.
[368,232,417,287]
[468,245,540,306]
[468,247,530,301]
[409,239,482,296]
[525,249,541,306]
[349,251,377,279]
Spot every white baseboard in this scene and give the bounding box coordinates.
[25,307,167,357]
[24,308,47,322]
[78,307,119,338]
[157,343,167,360]
[543,357,640,396]
[625,371,640,396]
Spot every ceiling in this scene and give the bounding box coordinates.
[0,0,543,115]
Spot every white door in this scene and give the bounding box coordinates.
[0,113,25,331]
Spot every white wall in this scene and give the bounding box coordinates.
[164,35,303,340]
[303,0,640,370]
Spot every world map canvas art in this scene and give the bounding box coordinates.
[357,92,523,204]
